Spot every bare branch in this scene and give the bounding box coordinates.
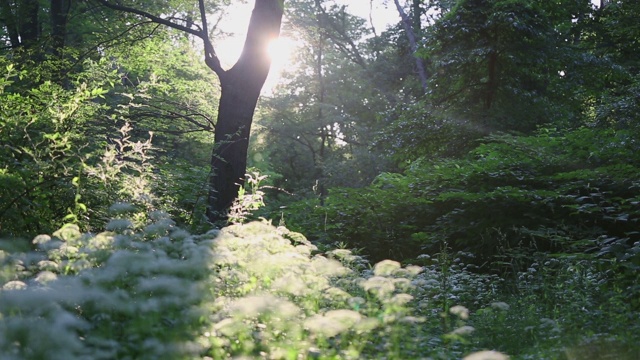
[369,0,378,37]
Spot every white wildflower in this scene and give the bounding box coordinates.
[148,210,172,221]
[228,294,300,320]
[144,218,175,237]
[387,293,414,306]
[491,302,510,311]
[32,234,52,245]
[2,280,27,290]
[38,260,59,272]
[451,325,475,335]
[450,305,470,320]
[374,259,402,276]
[272,274,308,297]
[400,316,426,324]
[325,309,362,325]
[405,265,423,276]
[34,271,58,285]
[348,296,366,309]
[361,276,395,298]
[105,219,133,232]
[305,310,361,338]
[213,318,244,337]
[463,350,510,360]
[87,232,114,250]
[323,287,352,302]
[52,224,81,242]
[60,244,79,256]
[311,257,350,277]
[108,202,136,214]
[392,277,413,291]
[327,248,354,261]
[170,229,190,241]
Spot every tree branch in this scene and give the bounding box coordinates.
[198,0,223,75]
[94,0,200,36]
[93,0,225,75]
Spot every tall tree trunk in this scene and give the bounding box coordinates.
[51,0,71,56]
[94,0,284,224]
[20,0,40,47]
[206,0,284,223]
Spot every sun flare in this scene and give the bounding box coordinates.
[263,36,299,93]
[267,36,296,63]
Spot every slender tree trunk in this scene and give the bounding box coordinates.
[393,0,428,94]
[412,0,421,36]
[206,80,259,223]
[206,0,284,223]
[315,6,327,205]
[486,50,497,110]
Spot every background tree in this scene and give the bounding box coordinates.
[251,0,397,206]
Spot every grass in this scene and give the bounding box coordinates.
[0,210,638,359]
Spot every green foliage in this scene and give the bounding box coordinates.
[423,0,567,129]
[0,59,113,237]
[374,99,486,161]
[286,127,640,281]
[0,24,221,235]
[228,172,269,224]
[281,172,432,261]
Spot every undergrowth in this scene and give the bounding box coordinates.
[1,209,638,359]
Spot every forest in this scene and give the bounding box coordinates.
[0,0,639,359]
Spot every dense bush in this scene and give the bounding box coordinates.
[0,61,112,237]
[283,127,640,281]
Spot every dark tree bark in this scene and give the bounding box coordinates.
[207,0,283,223]
[20,0,40,47]
[94,0,284,225]
[51,0,72,56]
